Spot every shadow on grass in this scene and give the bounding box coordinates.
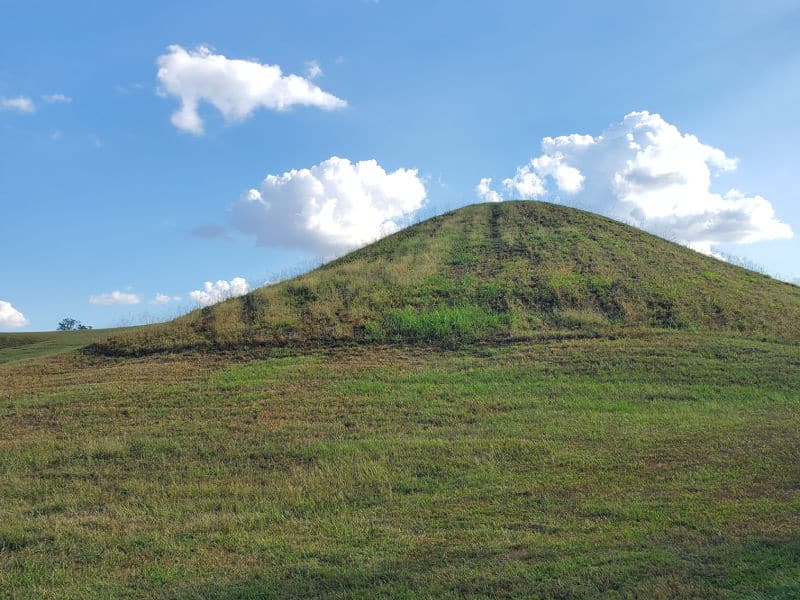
[171,537,800,599]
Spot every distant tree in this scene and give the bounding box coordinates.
[57,318,78,331]
[57,318,92,331]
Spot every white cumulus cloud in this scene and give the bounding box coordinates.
[0,96,35,113]
[42,93,72,104]
[89,291,142,305]
[501,167,546,199]
[156,45,347,135]
[0,301,29,329]
[151,293,181,305]
[189,277,250,307]
[479,111,793,254]
[476,178,503,203]
[231,156,427,254]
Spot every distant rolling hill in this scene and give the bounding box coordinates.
[0,328,136,365]
[92,201,800,356]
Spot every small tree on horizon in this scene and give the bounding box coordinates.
[57,318,92,331]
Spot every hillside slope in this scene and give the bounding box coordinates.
[92,201,800,356]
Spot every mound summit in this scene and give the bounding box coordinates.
[93,201,800,356]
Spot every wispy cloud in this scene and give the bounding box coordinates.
[305,60,323,80]
[42,93,72,104]
[151,293,181,305]
[0,96,35,113]
[115,82,148,95]
[89,291,141,305]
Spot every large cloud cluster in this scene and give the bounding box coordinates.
[232,156,427,254]
[157,45,346,135]
[478,111,792,254]
[0,301,28,329]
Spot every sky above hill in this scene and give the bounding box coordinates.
[2,0,799,331]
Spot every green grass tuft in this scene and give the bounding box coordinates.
[373,305,506,346]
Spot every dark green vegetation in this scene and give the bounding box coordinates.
[0,328,134,366]
[1,202,798,598]
[91,202,800,356]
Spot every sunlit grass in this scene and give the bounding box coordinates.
[1,332,798,598]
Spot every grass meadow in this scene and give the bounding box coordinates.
[1,331,798,598]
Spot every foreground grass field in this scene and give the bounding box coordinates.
[2,332,798,598]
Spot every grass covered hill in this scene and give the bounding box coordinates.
[93,201,800,356]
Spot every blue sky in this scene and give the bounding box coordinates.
[1,0,799,331]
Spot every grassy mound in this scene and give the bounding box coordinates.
[92,201,800,356]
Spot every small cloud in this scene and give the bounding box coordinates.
[0,300,29,329]
[115,82,148,95]
[42,93,72,104]
[189,277,250,307]
[190,224,230,240]
[502,166,546,199]
[51,130,63,141]
[156,45,347,135]
[0,96,35,113]
[89,291,141,305]
[476,178,503,203]
[305,60,323,80]
[151,293,181,305]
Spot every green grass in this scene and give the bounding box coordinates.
[1,332,798,598]
[368,305,507,346]
[0,328,137,365]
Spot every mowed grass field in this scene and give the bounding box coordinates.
[1,332,798,598]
